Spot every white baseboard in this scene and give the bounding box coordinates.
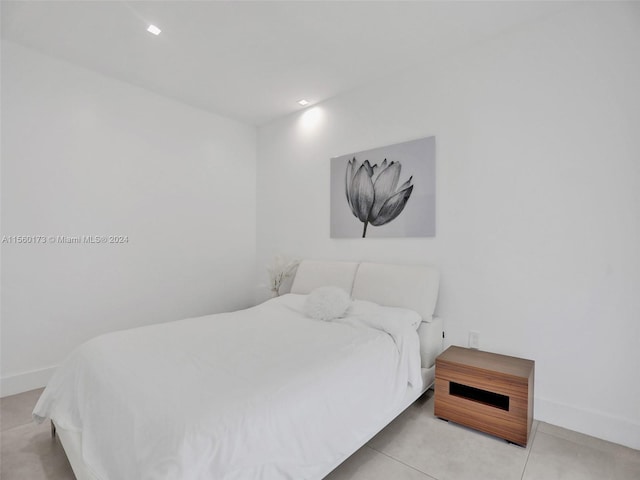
[535,396,640,451]
[1,366,57,398]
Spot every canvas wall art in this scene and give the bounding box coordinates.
[330,136,435,238]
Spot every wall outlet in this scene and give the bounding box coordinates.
[469,331,480,349]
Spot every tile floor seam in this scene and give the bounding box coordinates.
[536,424,637,457]
[2,418,34,431]
[366,445,440,480]
[520,420,540,480]
[534,429,619,454]
[535,427,623,458]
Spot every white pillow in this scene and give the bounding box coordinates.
[303,286,352,321]
[349,299,422,330]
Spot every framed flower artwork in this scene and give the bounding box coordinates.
[330,136,436,238]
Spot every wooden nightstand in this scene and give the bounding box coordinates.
[434,346,534,446]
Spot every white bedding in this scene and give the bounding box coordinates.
[33,294,422,480]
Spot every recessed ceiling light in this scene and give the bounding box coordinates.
[147,25,162,36]
[297,99,310,106]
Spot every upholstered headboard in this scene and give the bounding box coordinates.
[290,259,440,320]
[352,262,439,321]
[290,260,359,295]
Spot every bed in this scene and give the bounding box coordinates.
[33,260,443,480]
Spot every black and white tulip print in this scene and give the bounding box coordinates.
[330,136,435,238]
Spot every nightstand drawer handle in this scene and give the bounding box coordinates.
[449,382,510,411]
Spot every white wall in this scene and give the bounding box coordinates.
[1,42,257,395]
[257,3,640,449]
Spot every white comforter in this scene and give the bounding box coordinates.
[33,294,422,480]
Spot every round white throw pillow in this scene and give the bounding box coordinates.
[304,286,352,321]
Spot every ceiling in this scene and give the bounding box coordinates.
[1,1,571,125]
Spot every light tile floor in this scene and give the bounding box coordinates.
[1,388,639,479]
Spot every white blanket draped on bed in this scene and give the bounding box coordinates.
[33,294,422,480]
